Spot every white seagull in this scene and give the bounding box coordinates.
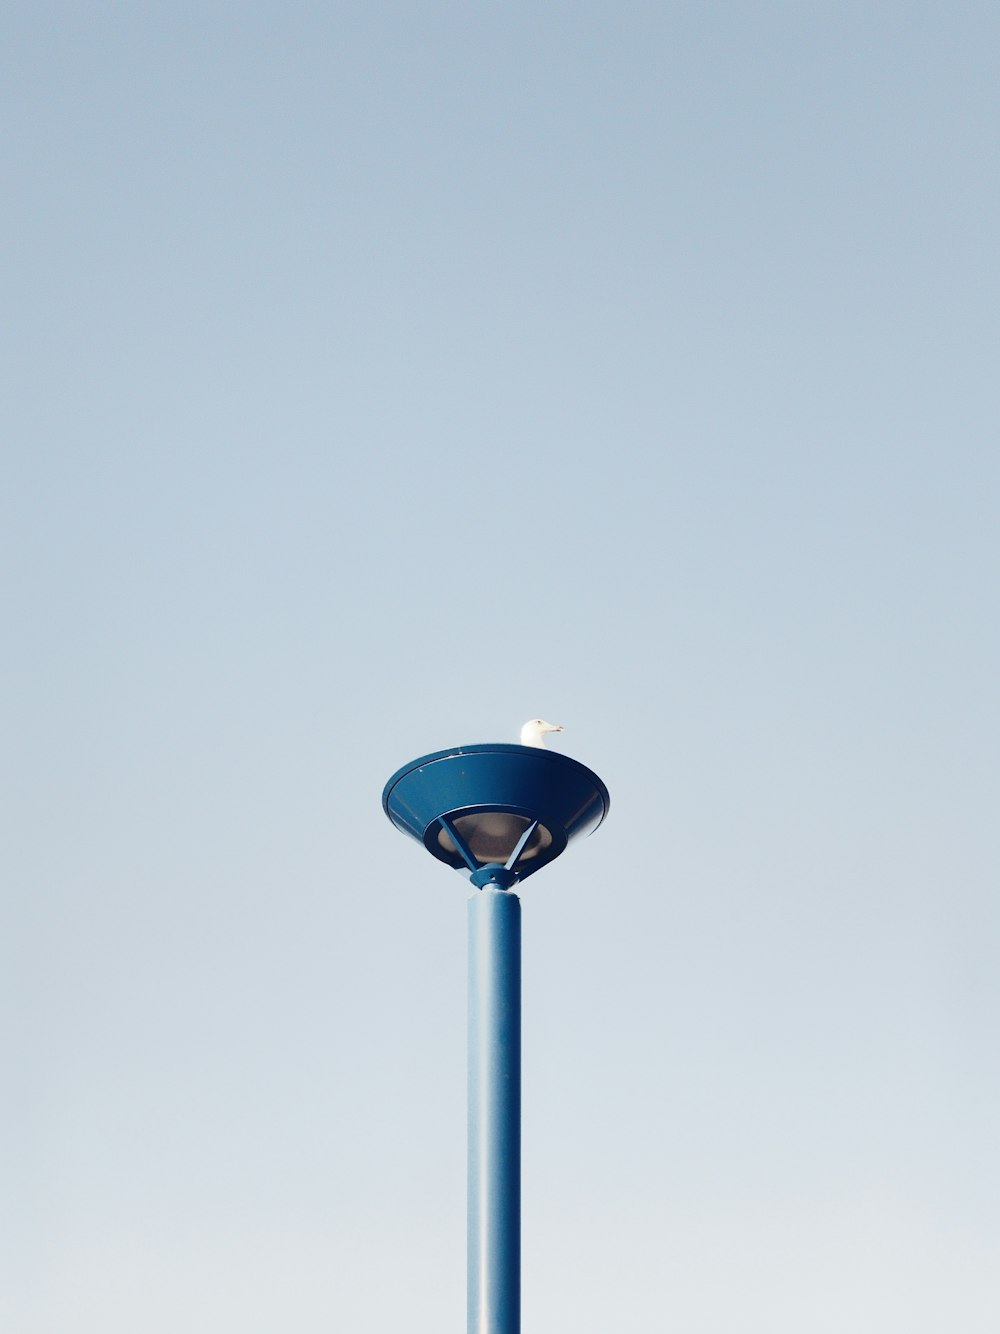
[519,718,565,747]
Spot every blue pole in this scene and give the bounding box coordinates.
[467,886,521,1334]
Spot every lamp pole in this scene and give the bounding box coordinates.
[382,742,609,1334]
[468,885,521,1334]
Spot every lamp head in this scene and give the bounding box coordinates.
[382,743,609,886]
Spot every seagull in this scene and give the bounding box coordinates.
[519,718,565,747]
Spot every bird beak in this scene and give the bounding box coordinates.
[547,723,565,733]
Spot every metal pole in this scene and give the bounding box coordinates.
[468,886,521,1334]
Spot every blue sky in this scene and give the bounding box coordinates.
[3,4,998,1330]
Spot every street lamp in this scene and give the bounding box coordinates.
[382,741,610,1334]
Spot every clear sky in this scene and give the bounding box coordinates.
[3,4,998,1331]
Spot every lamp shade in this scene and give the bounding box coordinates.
[382,744,610,883]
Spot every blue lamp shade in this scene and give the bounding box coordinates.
[382,744,610,884]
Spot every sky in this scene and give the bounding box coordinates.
[2,3,998,1330]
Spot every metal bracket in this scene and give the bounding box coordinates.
[438,815,480,874]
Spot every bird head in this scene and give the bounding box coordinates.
[519,718,565,747]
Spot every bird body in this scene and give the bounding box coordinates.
[519,718,565,747]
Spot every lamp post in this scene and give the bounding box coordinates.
[382,742,610,1334]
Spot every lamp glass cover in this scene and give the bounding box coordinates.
[437,812,553,866]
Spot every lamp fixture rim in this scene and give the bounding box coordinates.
[381,742,611,826]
